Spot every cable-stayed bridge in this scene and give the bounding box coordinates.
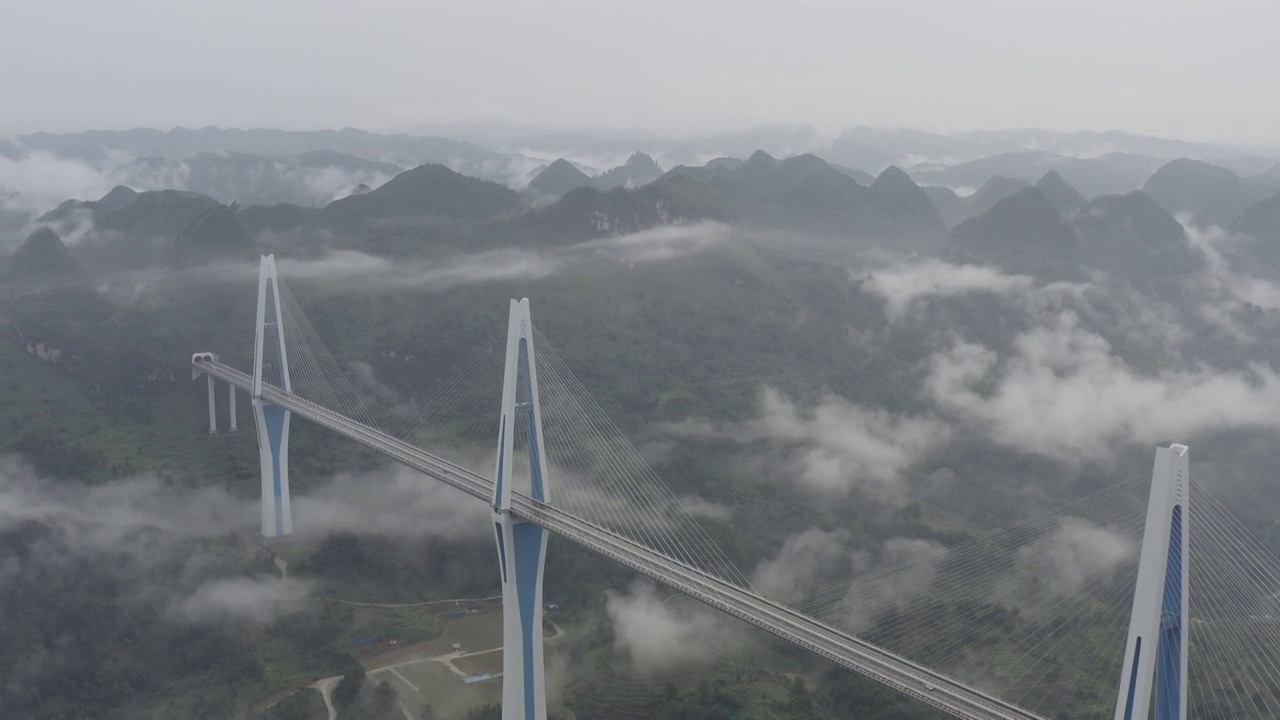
[193,257,1280,720]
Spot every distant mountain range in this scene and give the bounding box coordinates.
[1141,158,1280,230]
[6,122,1280,290]
[14,142,1280,283]
[908,150,1164,199]
[526,152,666,200]
[5,124,1280,251]
[414,122,1280,175]
[947,178,1205,283]
[9,148,948,277]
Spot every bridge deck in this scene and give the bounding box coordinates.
[196,357,1046,720]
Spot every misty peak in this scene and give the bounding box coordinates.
[21,226,64,251]
[1072,190,1202,276]
[1151,157,1239,184]
[321,162,523,225]
[975,174,1032,198]
[1142,158,1244,215]
[988,186,1063,222]
[98,185,139,210]
[742,150,779,175]
[704,157,744,171]
[966,175,1034,217]
[871,165,918,192]
[1034,170,1087,216]
[595,152,664,190]
[529,158,596,198]
[778,153,835,172]
[1236,191,1280,240]
[173,204,253,262]
[624,152,659,170]
[1,227,88,283]
[546,158,583,172]
[949,186,1084,280]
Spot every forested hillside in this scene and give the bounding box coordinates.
[5,144,1280,719]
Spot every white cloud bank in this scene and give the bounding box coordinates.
[605,581,748,674]
[862,259,1037,321]
[926,310,1280,459]
[664,387,949,498]
[174,220,732,293]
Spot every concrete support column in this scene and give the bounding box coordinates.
[229,382,238,431]
[207,374,217,434]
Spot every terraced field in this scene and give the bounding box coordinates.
[453,649,504,677]
[372,660,500,720]
[356,609,505,670]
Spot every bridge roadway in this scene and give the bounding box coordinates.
[197,357,1046,720]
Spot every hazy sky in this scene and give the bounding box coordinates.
[5,0,1278,144]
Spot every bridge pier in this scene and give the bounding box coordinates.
[206,374,218,434]
[1114,443,1188,720]
[493,298,550,720]
[229,382,238,431]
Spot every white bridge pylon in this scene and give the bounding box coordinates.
[1114,443,1189,720]
[492,298,551,720]
[251,255,293,539]
[190,255,293,540]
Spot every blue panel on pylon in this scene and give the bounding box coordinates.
[494,418,506,508]
[518,338,545,502]
[495,521,508,584]
[262,403,287,537]
[513,521,545,719]
[1156,505,1183,720]
[1123,636,1142,720]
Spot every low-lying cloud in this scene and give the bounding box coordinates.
[170,220,732,294]
[926,310,1280,459]
[277,248,562,290]
[605,581,749,674]
[794,535,949,633]
[0,146,398,248]
[664,387,949,498]
[753,527,851,598]
[0,151,120,219]
[862,259,1036,321]
[0,455,495,614]
[1185,223,1280,333]
[1013,518,1136,599]
[577,221,730,263]
[0,148,393,210]
[294,463,492,541]
[860,258,1095,324]
[170,575,312,624]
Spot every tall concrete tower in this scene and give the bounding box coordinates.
[492,298,550,720]
[251,255,294,539]
[1114,443,1189,720]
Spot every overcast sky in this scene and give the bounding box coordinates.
[5,0,1277,144]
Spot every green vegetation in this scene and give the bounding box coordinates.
[5,151,1280,719]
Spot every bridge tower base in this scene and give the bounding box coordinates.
[251,255,294,540]
[493,299,550,720]
[1114,443,1189,720]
